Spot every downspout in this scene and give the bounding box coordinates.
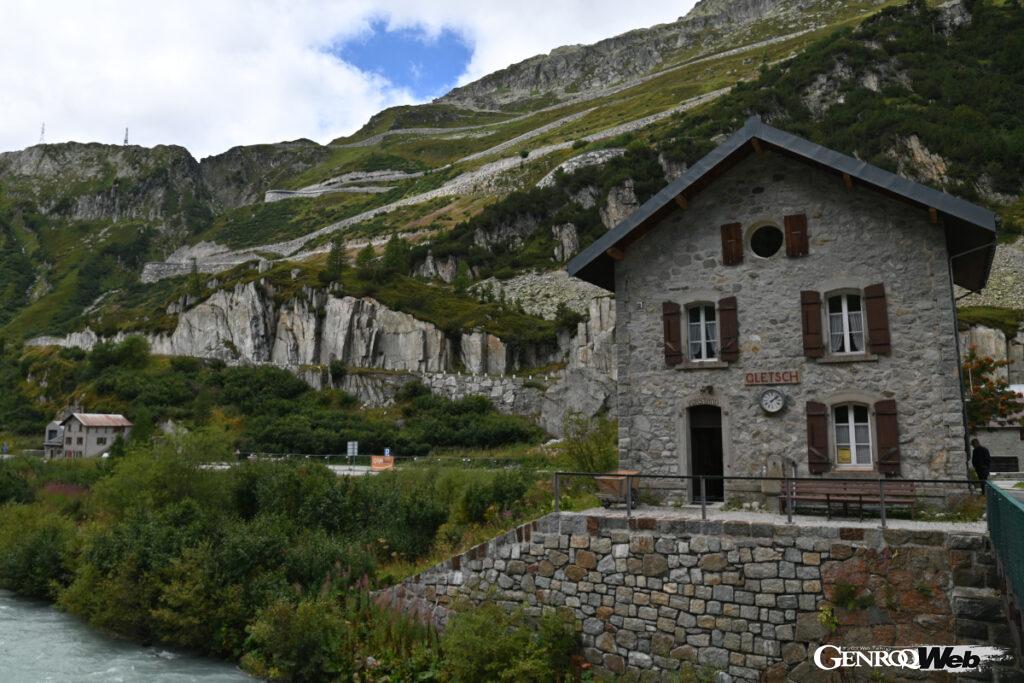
[947,239,998,463]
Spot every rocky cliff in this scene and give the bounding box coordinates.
[0,142,211,237]
[436,0,826,108]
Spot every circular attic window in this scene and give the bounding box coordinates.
[750,225,784,258]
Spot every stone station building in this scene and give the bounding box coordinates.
[568,117,997,502]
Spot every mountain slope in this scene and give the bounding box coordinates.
[2,0,1022,369]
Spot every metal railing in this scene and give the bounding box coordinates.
[987,483,1024,652]
[553,471,977,528]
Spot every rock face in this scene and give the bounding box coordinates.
[600,180,640,229]
[414,250,463,283]
[473,214,542,250]
[536,148,626,189]
[0,142,210,236]
[551,224,580,262]
[198,139,331,210]
[438,0,789,109]
[472,270,610,320]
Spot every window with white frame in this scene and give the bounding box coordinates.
[833,404,872,467]
[687,304,717,361]
[827,293,864,354]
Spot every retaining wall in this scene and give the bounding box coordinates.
[378,511,1012,681]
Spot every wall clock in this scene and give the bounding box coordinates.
[759,388,786,414]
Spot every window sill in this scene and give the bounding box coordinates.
[675,360,730,371]
[816,353,878,364]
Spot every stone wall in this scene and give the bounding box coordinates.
[378,511,1004,682]
[614,151,967,486]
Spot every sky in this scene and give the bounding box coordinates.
[0,1,696,159]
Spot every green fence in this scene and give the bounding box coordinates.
[986,484,1024,621]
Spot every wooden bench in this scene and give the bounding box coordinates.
[370,455,396,472]
[782,480,917,520]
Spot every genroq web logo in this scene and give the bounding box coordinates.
[813,645,1013,673]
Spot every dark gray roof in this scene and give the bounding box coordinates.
[567,116,997,292]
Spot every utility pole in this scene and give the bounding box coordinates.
[123,127,129,145]
[39,122,45,144]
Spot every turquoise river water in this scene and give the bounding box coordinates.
[0,590,252,682]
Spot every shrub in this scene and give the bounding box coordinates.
[0,504,75,599]
[243,596,354,682]
[440,601,578,682]
[559,413,618,472]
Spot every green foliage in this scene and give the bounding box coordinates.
[440,601,577,683]
[832,581,874,611]
[319,236,348,284]
[559,413,618,472]
[0,503,75,599]
[962,347,1024,430]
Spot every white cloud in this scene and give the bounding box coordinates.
[0,1,695,158]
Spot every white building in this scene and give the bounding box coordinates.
[59,413,133,458]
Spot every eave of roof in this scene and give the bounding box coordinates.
[567,116,997,292]
[61,413,134,427]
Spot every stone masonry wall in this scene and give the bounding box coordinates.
[614,151,967,487]
[378,512,1002,682]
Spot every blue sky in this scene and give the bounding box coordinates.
[334,20,472,100]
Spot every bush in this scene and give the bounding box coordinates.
[243,596,354,682]
[559,413,618,472]
[0,504,75,599]
[440,601,577,682]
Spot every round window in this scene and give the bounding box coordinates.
[750,225,784,258]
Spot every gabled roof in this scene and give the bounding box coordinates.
[567,116,997,292]
[61,413,133,428]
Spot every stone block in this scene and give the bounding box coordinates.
[630,536,654,554]
[643,554,669,576]
[952,587,1004,621]
[506,560,526,575]
[699,553,728,571]
[582,618,604,635]
[744,562,778,579]
[781,642,806,664]
[698,646,730,669]
[548,550,569,567]
[592,537,612,554]
[628,651,653,669]
[570,535,590,549]
[576,550,598,569]
[565,565,587,581]
[795,612,829,641]
[603,653,625,674]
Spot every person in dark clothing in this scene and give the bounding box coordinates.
[970,438,992,492]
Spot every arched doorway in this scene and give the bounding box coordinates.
[689,405,724,502]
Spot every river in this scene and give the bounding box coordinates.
[0,590,253,682]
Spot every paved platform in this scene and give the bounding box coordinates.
[582,503,987,533]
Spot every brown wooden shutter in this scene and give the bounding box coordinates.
[718,296,739,362]
[662,301,682,366]
[800,291,824,358]
[720,223,743,266]
[806,401,831,474]
[875,399,901,475]
[784,213,809,257]
[864,283,891,354]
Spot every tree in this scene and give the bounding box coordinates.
[381,235,411,275]
[355,244,377,280]
[962,348,1024,430]
[320,237,348,284]
[452,261,471,294]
